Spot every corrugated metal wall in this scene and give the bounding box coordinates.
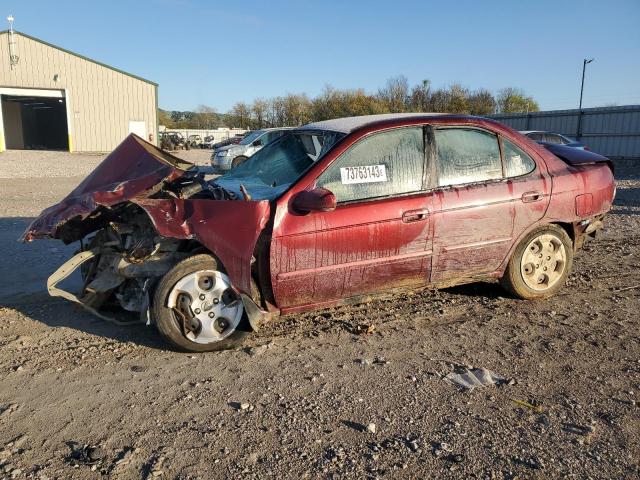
[490,105,640,160]
[0,31,157,152]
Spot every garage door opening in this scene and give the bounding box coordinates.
[1,95,69,150]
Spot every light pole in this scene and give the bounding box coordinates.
[579,58,594,111]
[577,58,594,139]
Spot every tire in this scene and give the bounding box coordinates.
[231,156,248,168]
[500,224,573,300]
[152,254,251,352]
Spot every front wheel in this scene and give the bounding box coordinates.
[500,225,573,300]
[152,254,251,352]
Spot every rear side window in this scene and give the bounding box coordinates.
[434,128,502,187]
[317,127,424,203]
[502,138,536,177]
[527,132,544,141]
[544,134,562,144]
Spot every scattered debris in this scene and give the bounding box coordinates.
[0,403,20,418]
[562,423,596,436]
[366,423,377,434]
[67,442,106,466]
[245,342,275,356]
[513,455,544,469]
[512,399,544,413]
[443,368,507,390]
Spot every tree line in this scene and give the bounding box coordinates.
[160,76,540,130]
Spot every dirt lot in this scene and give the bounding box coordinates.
[0,150,638,479]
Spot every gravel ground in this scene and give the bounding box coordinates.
[0,151,638,479]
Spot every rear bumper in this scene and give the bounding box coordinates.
[574,214,606,250]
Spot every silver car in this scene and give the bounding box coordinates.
[211,128,292,171]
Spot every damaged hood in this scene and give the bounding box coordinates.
[21,134,193,242]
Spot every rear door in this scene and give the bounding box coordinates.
[270,126,434,310]
[430,127,550,283]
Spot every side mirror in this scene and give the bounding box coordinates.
[291,187,336,214]
[252,139,262,147]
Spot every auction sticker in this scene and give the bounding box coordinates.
[340,165,387,184]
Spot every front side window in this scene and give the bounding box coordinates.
[435,128,502,187]
[317,127,425,203]
[502,138,536,178]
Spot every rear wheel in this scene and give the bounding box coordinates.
[500,225,573,299]
[231,156,248,168]
[153,254,251,352]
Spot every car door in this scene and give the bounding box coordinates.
[270,126,434,310]
[430,127,550,283]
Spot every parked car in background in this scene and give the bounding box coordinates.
[22,113,615,352]
[201,135,216,149]
[521,131,589,150]
[187,135,202,149]
[160,131,188,150]
[210,132,248,150]
[211,128,292,171]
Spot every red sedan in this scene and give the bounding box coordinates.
[22,114,615,352]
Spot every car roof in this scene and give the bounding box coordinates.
[301,113,461,134]
[257,127,295,133]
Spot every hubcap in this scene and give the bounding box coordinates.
[520,233,567,291]
[167,270,243,344]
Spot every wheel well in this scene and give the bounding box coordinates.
[551,222,575,246]
[178,239,264,305]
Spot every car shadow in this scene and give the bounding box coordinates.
[442,281,507,299]
[0,216,166,350]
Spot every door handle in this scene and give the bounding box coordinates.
[402,208,430,223]
[521,191,542,203]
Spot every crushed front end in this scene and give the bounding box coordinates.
[21,134,272,332]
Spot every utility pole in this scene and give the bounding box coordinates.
[577,58,594,139]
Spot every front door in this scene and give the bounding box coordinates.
[270,126,434,310]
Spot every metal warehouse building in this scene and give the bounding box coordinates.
[0,29,157,152]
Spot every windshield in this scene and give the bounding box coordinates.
[213,130,345,200]
[239,130,264,145]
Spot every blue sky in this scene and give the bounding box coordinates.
[6,0,640,112]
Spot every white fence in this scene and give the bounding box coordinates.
[159,127,248,145]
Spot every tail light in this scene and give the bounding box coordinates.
[583,146,590,151]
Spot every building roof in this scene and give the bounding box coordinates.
[302,113,452,133]
[0,30,157,86]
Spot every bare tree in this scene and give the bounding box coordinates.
[377,75,409,112]
[251,98,269,129]
[228,102,252,129]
